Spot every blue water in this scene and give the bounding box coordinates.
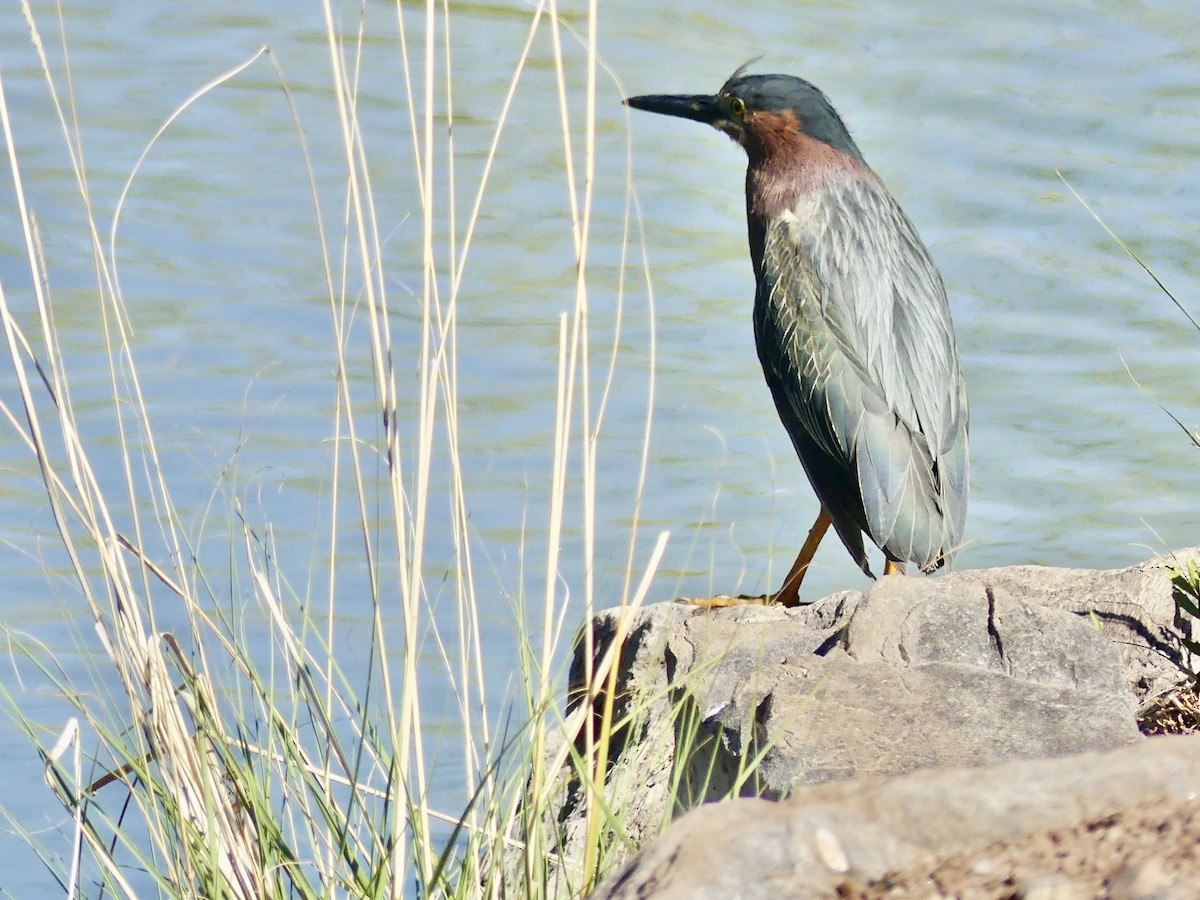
[1,1,1198,892]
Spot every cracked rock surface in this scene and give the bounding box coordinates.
[551,548,1200,897]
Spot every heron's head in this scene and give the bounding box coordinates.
[625,67,866,169]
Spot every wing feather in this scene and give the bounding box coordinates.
[753,175,968,570]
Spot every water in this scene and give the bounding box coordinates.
[1,1,1198,892]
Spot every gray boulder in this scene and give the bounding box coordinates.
[593,734,1200,899]
[552,548,1200,895]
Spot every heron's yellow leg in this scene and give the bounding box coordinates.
[884,559,907,576]
[770,507,833,608]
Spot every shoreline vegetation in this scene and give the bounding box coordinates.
[0,2,696,896]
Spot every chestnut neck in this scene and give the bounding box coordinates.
[741,109,869,278]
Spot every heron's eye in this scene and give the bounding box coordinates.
[728,96,746,118]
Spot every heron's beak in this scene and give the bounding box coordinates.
[624,93,724,127]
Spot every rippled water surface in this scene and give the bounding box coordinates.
[1,0,1198,889]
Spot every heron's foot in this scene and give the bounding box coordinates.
[770,583,801,608]
[677,593,772,608]
[883,560,908,577]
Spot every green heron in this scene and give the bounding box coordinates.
[626,67,968,606]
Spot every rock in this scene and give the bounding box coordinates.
[592,735,1200,899]
[746,574,1139,793]
[548,548,1200,894]
[1108,856,1179,900]
[945,555,1197,703]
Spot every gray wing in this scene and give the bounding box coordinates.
[753,175,968,571]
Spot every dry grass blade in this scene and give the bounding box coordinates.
[0,2,739,897]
